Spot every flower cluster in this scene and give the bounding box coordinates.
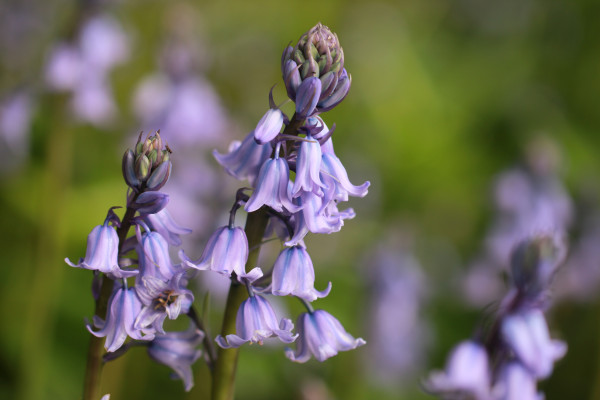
[424,235,567,400]
[203,22,367,360]
[66,132,202,391]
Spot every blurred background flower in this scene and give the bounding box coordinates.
[1,0,600,399]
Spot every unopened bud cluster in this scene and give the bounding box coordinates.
[122,131,172,192]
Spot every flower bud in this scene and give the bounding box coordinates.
[509,235,565,296]
[122,149,140,189]
[135,154,151,181]
[281,23,350,114]
[133,191,169,214]
[146,160,172,191]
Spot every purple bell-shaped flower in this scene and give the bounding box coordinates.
[142,208,191,247]
[423,340,493,399]
[213,130,272,185]
[291,134,325,197]
[215,294,297,348]
[147,326,204,392]
[87,285,154,352]
[254,108,284,144]
[271,246,331,302]
[501,309,567,379]
[285,309,365,363]
[137,231,181,282]
[65,218,137,279]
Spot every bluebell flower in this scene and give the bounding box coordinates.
[271,246,331,302]
[423,340,493,400]
[65,219,138,279]
[135,272,194,334]
[285,309,365,363]
[320,138,370,200]
[282,59,301,100]
[137,231,181,281]
[213,130,272,185]
[142,208,192,247]
[180,225,262,282]
[147,325,204,392]
[215,294,297,348]
[496,363,543,400]
[87,285,154,352]
[501,309,567,379]
[291,134,324,197]
[254,108,284,144]
[245,155,301,213]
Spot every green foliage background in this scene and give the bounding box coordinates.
[1,0,600,399]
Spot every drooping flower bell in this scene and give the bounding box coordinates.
[147,326,204,392]
[271,245,331,302]
[180,225,262,282]
[137,231,181,281]
[423,340,493,399]
[87,284,154,352]
[65,217,138,279]
[122,131,172,192]
[213,130,272,185]
[501,309,567,379]
[142,208,192,247]
[285,309,365,363]
[281,23,351,116]
[215,294,297,348]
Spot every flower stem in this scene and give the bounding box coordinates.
[82,199,139,400]
[211,208,269,400]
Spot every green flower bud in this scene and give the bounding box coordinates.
[291,23,344,80]
[135,155,151,181]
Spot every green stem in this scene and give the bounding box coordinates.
[210,209,269,400]
[83,198,139,400]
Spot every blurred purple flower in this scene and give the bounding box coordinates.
[496,363,543,400]
[501,309,566,379]
[213,130,272,185]
[142,208,192,247]
[424,341,493,400]
[147,326,204,391]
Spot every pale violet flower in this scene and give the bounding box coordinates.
[135,272,194,334]
[424,341,494,400]
[295,77,321,118]
[147,326,204,392]
[285,309,365,363]
[245,155,301,213]
[213,130,272,185]
[215,294,297,348]
[142,208,192,247]
[137,231,181,282]
[87,285,154,352]
[501,309,567,379]
[65,219,138,279]
[291,134,324,197]
[496,363,544,400]
[180,225,261,282]
[271,245,331,302]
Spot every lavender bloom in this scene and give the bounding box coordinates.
[142,208,192,247]
[501,309,567,379]
[213,130,272,184]
[181,225,261,281]
[424,341,493,400]
[254,108,284,144]
[496,363,543,400]
[137,231,181,281]
[87,285,154,352]
[285,309,365,363]
[245,156,301,213]
[292,134,325,197]
[65,219,137,279]
[135,272,194,334]
[317,68,351,112]
[271,246,331,302]
[147,326,204,392]
[215,294,297,348]
[320,138,370,200]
